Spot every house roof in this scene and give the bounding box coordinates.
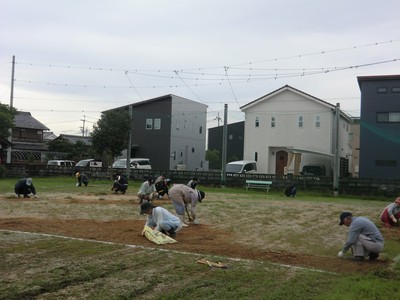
[43,131,58,141]
[57,134,92,145]
[357,74,400,88]
[240,85,353,122]
[14,111,49,130]
[103,94,207,112]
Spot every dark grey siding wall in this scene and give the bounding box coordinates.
[359,77,400,179]
[208,121,244,168]
[132,98,172,170]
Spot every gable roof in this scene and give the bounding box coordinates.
[57,134,92,145]
[240,85,352,121]
[103,94,207,112]
[14,111,49,130]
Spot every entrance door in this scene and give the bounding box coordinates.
[275,151,288,176]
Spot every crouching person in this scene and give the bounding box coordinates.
[137,177,158,203]
[14,178,37,198]
[112,173,128,194]
[140,202,182,238]
[338,212,384,261]
[169,184,205,226]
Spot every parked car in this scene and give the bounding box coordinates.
[300,165,326,176]
[112,158,152,170]
[226,160,257,174]
[47,160,76,167]
[75,159,102,170]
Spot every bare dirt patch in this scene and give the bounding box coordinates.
[1,194,392,274]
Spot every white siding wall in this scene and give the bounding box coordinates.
[243,89,338,174]
[170,95,207,170]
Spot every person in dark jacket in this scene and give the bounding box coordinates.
[155,175,171,199]
[111,173,128,194]
[284,185,297,197]
[14,178,37,198]
[75,172,89,187]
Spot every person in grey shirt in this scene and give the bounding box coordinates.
[337,212,384,261]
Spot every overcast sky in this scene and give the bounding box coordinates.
[1,0,399,136]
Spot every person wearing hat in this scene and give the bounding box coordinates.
[187,177,198,190]
[380,197,400,227]
[338,212,384,261]
[169,184,205,226]
[137,177,158,204]
[111,173,128,194]
[75,172,89,187]
[14,177,37,198]
[155,175,171,199]
[140,202,182,238]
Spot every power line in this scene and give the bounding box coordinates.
[14,38,400,72]
[13,58,399,89]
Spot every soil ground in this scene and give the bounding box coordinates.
[0,194,395,274]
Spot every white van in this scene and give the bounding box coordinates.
[47,160,76,167]
[112,158,152,170]
[226,160,257,174]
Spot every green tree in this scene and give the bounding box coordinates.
[91,109,131,159]
[0,103,16,139]
[47,137,73,153]
[206,149,221,170]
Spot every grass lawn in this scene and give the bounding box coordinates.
[0,177,399,299]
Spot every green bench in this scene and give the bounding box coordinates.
[245,180,272,193]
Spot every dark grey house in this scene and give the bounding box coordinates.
[207,121,244,168]
[358,74,400,179]
[107,94,208,171]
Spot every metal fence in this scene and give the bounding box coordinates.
[3,163,400,197]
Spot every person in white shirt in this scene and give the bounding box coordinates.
[140,202,182,238]
[137,177,158,203]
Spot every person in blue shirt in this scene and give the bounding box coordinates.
[337,212,384,261]
[140,202,182,238]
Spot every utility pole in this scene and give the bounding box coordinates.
[333,103,340,196]
[126,105,133,179]
[221,104,228,185]
[6,55,15,163]
[80,115,86,137]
[215,112,222,127]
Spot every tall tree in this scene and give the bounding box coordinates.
[0,104,16,139]
[91,109,131,159]
[206,149,221,170]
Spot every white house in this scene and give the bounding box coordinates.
[240,85,353,176]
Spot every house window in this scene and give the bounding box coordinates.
[377,112,400,123]
[271,116,275,128]
[154,118,161,130]
[255,116,259,127]
[229,134,233,140]
[377,87,387,93]
[392,87,400,93]
[146,119,153,130]
[199,126,203,134]
[254,152,258,161]
[298,116,303,128]
[192,147,195,153]
[315,116,320,128]
[176,120,180,130]
[184,120,188,128]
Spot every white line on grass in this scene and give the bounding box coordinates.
[1,229,336,274]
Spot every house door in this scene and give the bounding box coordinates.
[275,151,288,176]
